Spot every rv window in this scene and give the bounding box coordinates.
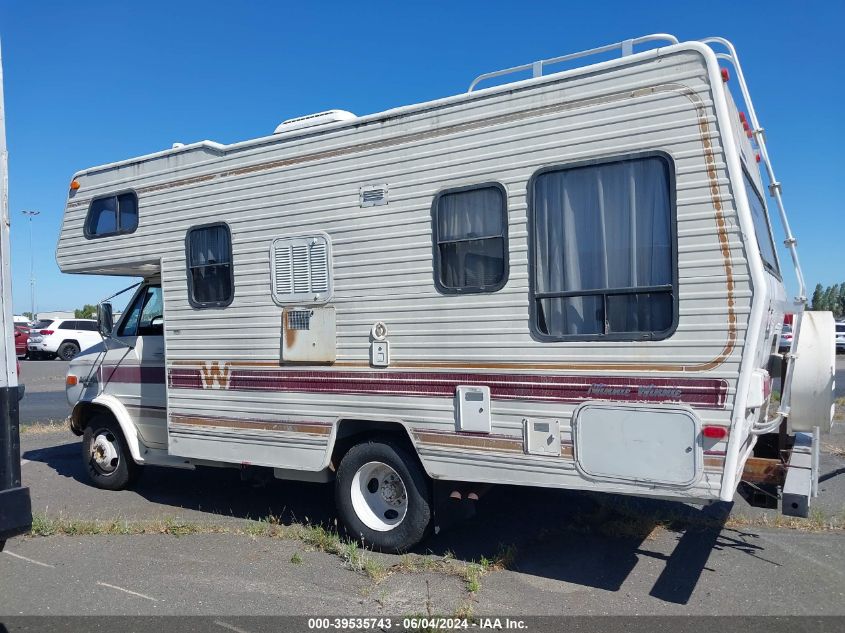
[432,184,508,294]
[742,173,780,277]
[85,192,139,238]
[186,223,234,308]
[530,154,676,340]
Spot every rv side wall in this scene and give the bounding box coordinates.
[57,46,767,503]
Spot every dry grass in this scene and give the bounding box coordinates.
[726,507,844,532]
[20,419,71,435]
[823,442,845,458]
[833,397,845,422]
[30,512,509,588]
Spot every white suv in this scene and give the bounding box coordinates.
[27,318,102,361]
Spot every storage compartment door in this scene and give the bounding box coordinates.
[573,403,700,487]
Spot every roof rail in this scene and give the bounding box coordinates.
[467,33,679,93]
[700,36,806,306]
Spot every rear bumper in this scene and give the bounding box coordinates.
[0,486,32,541]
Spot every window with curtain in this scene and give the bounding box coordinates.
[530,154,676,340]
[186,223,234,308]
[85,192,139,237]
[433,184,508,293]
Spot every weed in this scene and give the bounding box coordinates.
[463,564,482,593]
[290,551,303,565]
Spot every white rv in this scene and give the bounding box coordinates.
[58,34,834,551]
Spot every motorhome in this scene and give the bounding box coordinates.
[57,34,834,551]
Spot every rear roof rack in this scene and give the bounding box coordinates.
[467,33,679,92]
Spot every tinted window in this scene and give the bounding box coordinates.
[186,223,234,308]
[433,184,508,293]
[77,321,97,331]
[743,174,779,276]
[31,320,54,329]
[86,192,139,238]
[119,286,163,337]
[58,321,77,330]
[530,155,675,340]
[836,324,845,333]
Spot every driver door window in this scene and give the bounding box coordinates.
[118,286,163,338]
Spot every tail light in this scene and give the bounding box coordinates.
[40,329,54,335]
[702,425,728,440]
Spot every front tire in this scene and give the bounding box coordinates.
[58,342,80,361]
[335,440,431,553]
[82,414,139,490]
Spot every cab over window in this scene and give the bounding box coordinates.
[186,223,234,308]
[432,183,508,294]
[85,192,138,238]
[530,154,676,340]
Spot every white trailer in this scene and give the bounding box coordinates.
[0,39,32,549]
[58,34,834,551]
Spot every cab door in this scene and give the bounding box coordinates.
[105,285,167,447]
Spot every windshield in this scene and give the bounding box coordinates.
[743,172,780,277]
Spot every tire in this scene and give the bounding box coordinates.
[58,342,80,361]
[82,414,139,490]
[335,440,431,553]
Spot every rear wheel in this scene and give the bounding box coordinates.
[82,414,139,490]
[335,440,431,553]
[58,342,80,361]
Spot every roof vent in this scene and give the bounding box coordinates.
[274,109,357,134]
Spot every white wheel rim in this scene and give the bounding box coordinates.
[91,429,120,474]
[350,461,408,532]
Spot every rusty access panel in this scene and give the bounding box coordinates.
[281,306,336,363]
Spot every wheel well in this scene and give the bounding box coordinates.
[330,420,422,472]
[70,402,115,436]
[60,339,80,349]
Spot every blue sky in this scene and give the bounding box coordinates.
[0,0,842,314]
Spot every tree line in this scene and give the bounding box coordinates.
[811,283,845,317]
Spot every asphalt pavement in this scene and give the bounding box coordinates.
[3,357,845,617]
[17,359,71,425]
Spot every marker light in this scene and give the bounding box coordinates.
[739,111,747,124]
[702,425,728,440]
[720,68,730,82]
[66,375,79,387]
[70,180,80,191]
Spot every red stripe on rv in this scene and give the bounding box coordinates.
[168,368,728,408]
[100,365,167,384]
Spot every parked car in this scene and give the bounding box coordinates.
[836,322,845,354]
[14,325,28,358]
[778,323,793,353]
[27,318,101,361]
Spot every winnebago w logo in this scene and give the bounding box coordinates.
[200,361,231,390]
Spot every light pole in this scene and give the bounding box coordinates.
[21,210,39,321]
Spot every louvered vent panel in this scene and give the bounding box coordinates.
[310,241,329,292]
[270,234,333,304]
[360,183,388,207]
[274,245,293,295]
[292,244,310,294]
